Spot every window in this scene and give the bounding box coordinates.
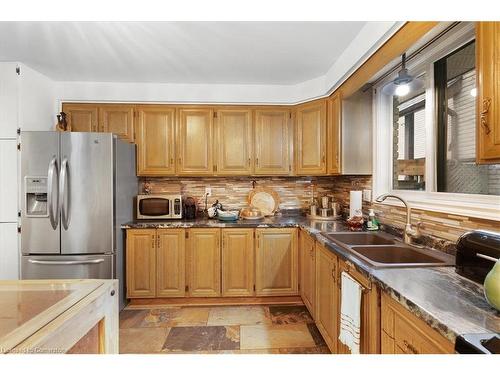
[392,90,426,191]
[435,41,500,195]
[373,22,500,220]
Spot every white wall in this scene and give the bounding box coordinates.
[0,62,56,280]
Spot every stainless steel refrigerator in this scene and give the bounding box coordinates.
[19,131,137,309]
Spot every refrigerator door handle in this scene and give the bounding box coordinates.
[59,157,70,230]
[27,258,105,265]
[47,156,59,230]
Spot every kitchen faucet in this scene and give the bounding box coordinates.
[375,193,421,245]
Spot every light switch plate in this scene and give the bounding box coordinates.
[362,189,372,202]
[205,187,212,197]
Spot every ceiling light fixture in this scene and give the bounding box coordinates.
[382,53,424,97]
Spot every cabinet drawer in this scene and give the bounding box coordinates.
[381,293,453,354]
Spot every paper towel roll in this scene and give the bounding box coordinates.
[349,191,362,218]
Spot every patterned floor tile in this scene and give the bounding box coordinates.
[162,326,240,352]
[240,324,316,350]
[138,307,210,328]
[207,306,271,326]
[306,323,327,346]
[268,305,314,325]
[119,309,149,329]
[119,328,170,354]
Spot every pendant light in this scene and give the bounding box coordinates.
[382,53,424,97]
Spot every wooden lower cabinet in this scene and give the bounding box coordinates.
[315,242,339,353]
[381,292,454,354]
[126,229,157,298]
[222,228,255,297]
[337,260,380,354]
[187,228,221,297]
[300,230,316,317]
[156,229,186,297]
[255,228,298,296]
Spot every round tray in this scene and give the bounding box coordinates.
[247,187,280,216]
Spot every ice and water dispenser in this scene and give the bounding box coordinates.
[25,177,48,217]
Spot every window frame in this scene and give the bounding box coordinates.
[372,22,500,221]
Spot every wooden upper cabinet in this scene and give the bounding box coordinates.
[99,104,135,143]
[254,109,291,175]
[126,229,156,298]
[255,228,298,296]
[156,229,185,298]
[295,101,327,175]
[221,228,255,297]
[177,108,214,175]
[62,103,98,132]
[477,22,500,163]
[327,93,342,174]
[315,242,338,353]
[300,230,316,317]
[215,109,253,175]
[187,228,221,297]
[135,106,176,176]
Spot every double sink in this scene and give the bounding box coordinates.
[321,232,454,269]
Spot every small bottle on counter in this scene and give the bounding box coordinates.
[367,209,379,231]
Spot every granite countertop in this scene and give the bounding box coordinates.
[121,215,500,342]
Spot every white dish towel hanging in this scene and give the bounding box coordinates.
[339,271,363,354]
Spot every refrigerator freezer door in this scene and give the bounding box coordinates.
[21,254,113,279]
[20,131,60,255]
[60,132,114,255]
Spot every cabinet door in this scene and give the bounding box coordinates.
[315,242,338,353]
[177,108,214,175]
[255,228,298,296]
[135,106,176,176]
[477,22,500,163]
[327,93,341,174]
[99,104,135,142]
[126,229,156,298]
[337,260,380,354]
[254,109,291,175]
[296,101,327,175]
[215,109,253,175]
[62,103,99,132]
[300,231,316,317]
[187,228,221,297]
[156,229,186,297]
[222,228,254,297]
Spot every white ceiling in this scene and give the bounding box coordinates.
[0,21,367,85]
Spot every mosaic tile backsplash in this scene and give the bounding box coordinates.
[140,175,499,255]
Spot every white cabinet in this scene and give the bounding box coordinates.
[0,140,18,222]
[0,223,19,279]
[0,63,19,138]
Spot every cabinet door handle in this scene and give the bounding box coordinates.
[157,235,160,249]
[403,340,419,354]
[151,235,155,248]
[247,158,251,167]
[480,98,492,135]
[322,154,326,164]
[256,158,259,166]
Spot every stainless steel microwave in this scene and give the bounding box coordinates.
[136,194,183,219]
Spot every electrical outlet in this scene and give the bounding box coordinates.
[362,189,372,202]
[205,187,212,197]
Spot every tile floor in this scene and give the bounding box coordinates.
[119,304,330,354]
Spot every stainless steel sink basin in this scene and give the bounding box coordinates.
[349,245,454,268]
[320,231,454,268]
[322,232,396,246]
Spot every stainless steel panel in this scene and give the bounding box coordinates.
[21,254,113,279]
[20,131,60,255]
[61,132,114,255]
[114,138,137,310]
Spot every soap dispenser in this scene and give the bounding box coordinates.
[367,209,379,231]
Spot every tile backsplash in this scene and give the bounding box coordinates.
[139,175,499,255]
